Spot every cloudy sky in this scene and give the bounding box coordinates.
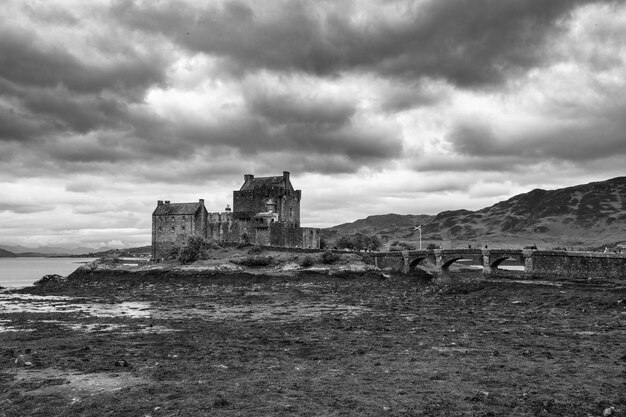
[1,0,625,249]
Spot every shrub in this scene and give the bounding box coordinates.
[165,245,181,260]
[232,255,273,267]
[321,251,339,264]
[396,242,416,250]
[360,253,375,265]
[178,236,213,264]
[247,245,263,255]
[300,255,315,268]
[239,233,250,246]
[33,274,65,286]
[427,243,439,250]
[336,233,382,251]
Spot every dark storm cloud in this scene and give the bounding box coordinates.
[0,103,47,142]
[378,82,445,113]
[447,110,626,163]
[0,13,169,152]
[0,81,129,137]
[0,26,167,99]
[413,154,527,173]
[172,112,402,165]
[112,0,612,87]
[0,0,621,187]
[240,87,402,161]
[447,122,502,156]
[246,89,356,126]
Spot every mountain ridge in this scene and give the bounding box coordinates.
[325,176,626,249]
[0,248,16,258]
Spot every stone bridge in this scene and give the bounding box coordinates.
[370,249,626,281]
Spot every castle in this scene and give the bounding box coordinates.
[151,171,320,260]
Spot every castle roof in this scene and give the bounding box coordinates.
[153,202,203,216]
[240,176,287,191]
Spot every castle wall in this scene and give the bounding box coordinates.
[255,228,271,246]
[278,191,301,226]
[268,223,320,248]
[233,188,301,226]
[233,189,277,219]
[207,212,235,242]
[152,210,206,260]
[301,227,320,249]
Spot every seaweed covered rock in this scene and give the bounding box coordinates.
[33,274,66,286]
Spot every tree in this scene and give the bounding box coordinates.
[336,233,381,251]
[178,236,212,264]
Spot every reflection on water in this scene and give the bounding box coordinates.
[0,294,151,318]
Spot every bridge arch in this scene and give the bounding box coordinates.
[490,256,512,269]
[488,253,525,274]
[408,257,427,272]
[442,257,465,270]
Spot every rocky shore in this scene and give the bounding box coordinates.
[1,250,623,416]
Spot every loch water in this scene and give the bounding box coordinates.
[0,257,96,288]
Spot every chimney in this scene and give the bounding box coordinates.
[244,174,254,182]
[225,204,231,212]
[283,171,290,181]
[165,201,170,205]
[199,199,204,205]
[157,200,163,206]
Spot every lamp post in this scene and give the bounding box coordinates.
[414,225,422,250]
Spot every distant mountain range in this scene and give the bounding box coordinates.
[0,244,126,257]
[324,177,626,250]
[0,244,153,258]
[0,248,17,258]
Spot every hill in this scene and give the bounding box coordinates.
[81,245,152,258]
[321,214,434,248]
[325,177,626,250]
[0,248,16,258]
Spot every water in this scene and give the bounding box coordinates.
[499,265,525,271]
[0,257,96,288]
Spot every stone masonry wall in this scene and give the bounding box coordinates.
[233,189,301,226]
[278,191,301,226]
[269,223,300,247]
[372,253,404,271]
[153,213,203,260]
[528,251,626,280]
[301,227,320,249]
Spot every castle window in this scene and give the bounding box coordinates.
[289,208,293,218]
[158,227,162,232]
[171,226,175,231]
[182,226,185,231]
